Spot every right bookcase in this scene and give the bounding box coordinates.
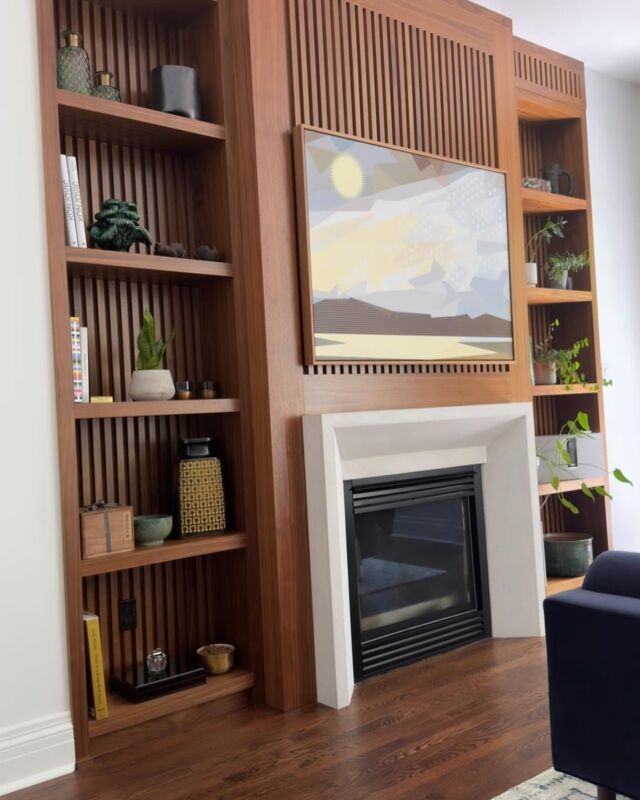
[514,37,611,597]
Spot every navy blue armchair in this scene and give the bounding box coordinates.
[544,551,640,800]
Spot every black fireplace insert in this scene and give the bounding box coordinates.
[344,466,491,680]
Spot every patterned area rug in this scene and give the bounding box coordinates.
[494,769,598,799]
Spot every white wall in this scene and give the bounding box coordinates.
[586,69,640,551]
[0,1,74,794]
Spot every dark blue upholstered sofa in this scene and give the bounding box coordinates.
[544,551,640,800]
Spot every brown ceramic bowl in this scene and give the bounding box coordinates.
[196,643,235,675]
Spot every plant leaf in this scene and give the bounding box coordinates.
[576,411,590,431]
[594,485,613,500]
[613,468,633,486]
[559,495,579,514]
[551,475,560,490]
[580,482,595,502]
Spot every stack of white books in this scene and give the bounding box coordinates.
[60,154,87,248]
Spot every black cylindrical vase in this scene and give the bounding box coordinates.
[151,65,202,120]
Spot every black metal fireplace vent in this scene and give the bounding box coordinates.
[344,467,491,680]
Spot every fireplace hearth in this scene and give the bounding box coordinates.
[344,467,491,680]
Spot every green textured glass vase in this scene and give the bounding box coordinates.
[56,31,91,94]
[90,71,121,102]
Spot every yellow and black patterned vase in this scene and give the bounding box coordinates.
[56,31,91,94]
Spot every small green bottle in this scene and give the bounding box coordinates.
[90,71,121,102]
[56,31,91,94]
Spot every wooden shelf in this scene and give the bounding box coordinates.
[66,248,232,284]
[522,187,587,214]
[532,384,598,397]
[88,669,254,739]
[74,398,239,419]
[546,575,585,596]
[57,89,225,152]
[81,532,248,576]
[538,476,606,497]
[527,287,592,305]
[517,91,582,122]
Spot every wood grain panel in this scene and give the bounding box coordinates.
[291,0,520,379]
[514,37,583,105]
[290,0,500,165]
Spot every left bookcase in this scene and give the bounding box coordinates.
[36,0,258,760]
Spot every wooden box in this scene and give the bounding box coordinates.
[80,504,134,559]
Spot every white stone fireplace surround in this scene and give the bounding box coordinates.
[302,402,545,709]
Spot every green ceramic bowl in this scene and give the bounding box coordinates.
[134,514,173,547]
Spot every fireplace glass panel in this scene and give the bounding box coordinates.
[345,467,490,679]
[355,497,477,637]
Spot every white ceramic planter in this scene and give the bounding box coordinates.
[130,369,176,401]
[525,262,538,287]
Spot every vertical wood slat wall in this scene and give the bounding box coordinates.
[290,0,520,382]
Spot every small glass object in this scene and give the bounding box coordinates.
[146,647,167,674]
[56,31,91,95]
[175,380,194,400]
[198,381,217,400]
[90,71,121,102]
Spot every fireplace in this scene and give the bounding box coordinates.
[344,466,491,680]
[302,404,545,709]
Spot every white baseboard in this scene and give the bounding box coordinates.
[0,713,75,796]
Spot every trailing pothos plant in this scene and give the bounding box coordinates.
[539,411,632,514]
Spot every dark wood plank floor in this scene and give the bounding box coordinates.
[10,638,551,800]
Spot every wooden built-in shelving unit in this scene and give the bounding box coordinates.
[36,0,260,760]
[515,36,611,593]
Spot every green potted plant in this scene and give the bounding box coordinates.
[129,310,176,401]
[545,250,589,290]
[534,319,589,386]
[525,216,566,287]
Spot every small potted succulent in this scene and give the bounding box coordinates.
[545,250,589,290]
[525,216,566,287]
[129,310,175,401]
[534,319,589,386]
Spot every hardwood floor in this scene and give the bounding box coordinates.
[10,639,551,800]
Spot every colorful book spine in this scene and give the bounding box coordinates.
[59,155,78,247]
[83,612,108,721]
[80,326,89,403]
[70,317,83,402]
[66,155,87,248]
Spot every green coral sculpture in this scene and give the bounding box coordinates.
[89,199,152,252]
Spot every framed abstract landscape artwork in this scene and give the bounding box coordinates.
[294,126,514,364]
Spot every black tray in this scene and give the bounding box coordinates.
[111,657,206,703]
